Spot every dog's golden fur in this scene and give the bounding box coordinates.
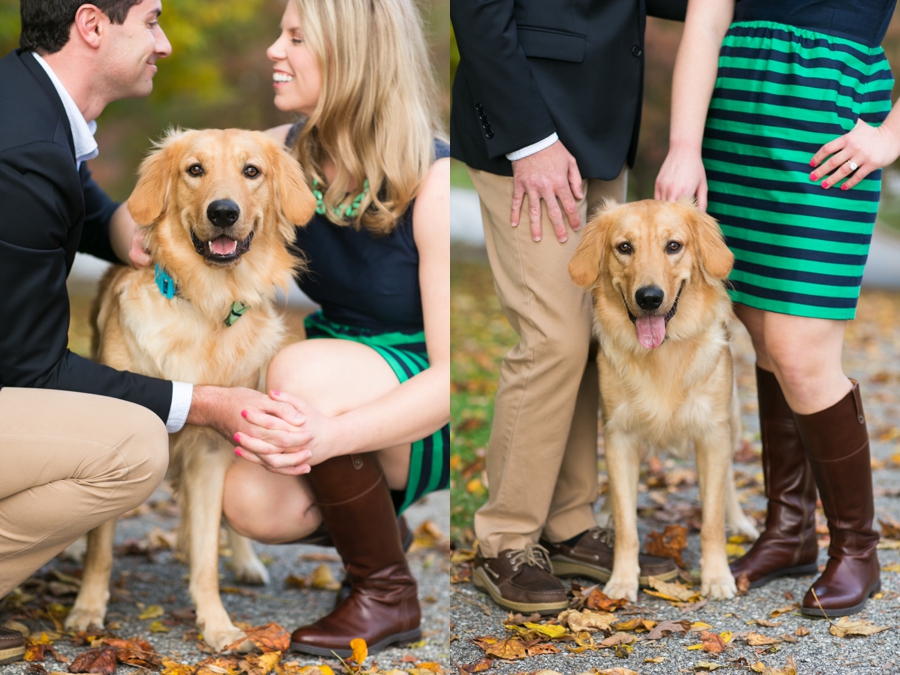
[569,199,758,602]
[65,129,316,650]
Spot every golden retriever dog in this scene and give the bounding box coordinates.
[568,199,759,602]
[64,129,315,650]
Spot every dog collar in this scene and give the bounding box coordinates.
[154,263,249,327]
[154,263,177,299]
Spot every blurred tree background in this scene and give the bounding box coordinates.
[0,0,450,201]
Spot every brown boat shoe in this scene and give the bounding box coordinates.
[472,543,569,615]
[0,627,25,665]
[541,527,679,586]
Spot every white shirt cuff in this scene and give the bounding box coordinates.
[505,133,559,161]
[166,381,193,433]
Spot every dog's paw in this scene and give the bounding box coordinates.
[727,518,760,542]
[603,577,638,602]
[64,605,106,632]
[202,624,251,652]
[701,574,737,600]
[231,557,270,586]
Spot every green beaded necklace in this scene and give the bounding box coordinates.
[311,178,370,219]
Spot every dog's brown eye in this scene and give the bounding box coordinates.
[667,241,682,253]
[617,242,632,254]
[243,165,260,179]
[187,164,204,177]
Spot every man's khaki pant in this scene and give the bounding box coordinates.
[467,167,627,558]
[0,388,169,596]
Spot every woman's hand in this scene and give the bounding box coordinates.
[655,147,709,210]
[234,390,344,476]
[810,118,900,190]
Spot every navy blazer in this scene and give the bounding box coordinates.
[450,0,687,180]
[0,49,172,421]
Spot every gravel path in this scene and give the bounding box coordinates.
[2,488,450,673]
[450,288,900,675]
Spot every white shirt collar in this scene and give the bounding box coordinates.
[31,52,99,168]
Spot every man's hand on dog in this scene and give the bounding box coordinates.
[510,140,583,243]
[188,386,315,475]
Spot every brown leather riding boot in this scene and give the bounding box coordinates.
[730,366,819,587]
[290,454,421,657]
[795,381,880,617]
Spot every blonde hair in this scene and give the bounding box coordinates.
[288,0,444,235]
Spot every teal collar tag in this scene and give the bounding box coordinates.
[225,301,250,327]
[155,263,177,299]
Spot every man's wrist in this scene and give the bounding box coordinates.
[506,133,559,162]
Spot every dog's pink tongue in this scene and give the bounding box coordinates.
[635,315,666,349]
[210,236,237,256]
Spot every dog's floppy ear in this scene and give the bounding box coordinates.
[687,206,733,281]
[568,200,616,288]
[269,141,317,237]
[128,130,183,225]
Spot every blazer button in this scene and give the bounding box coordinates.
[631,44,643,57]
[475,103,484,112]
[485,129,495,139]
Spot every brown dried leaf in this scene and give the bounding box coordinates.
[645,577,701,603]
[473,637,527,660]
[599,633,636,648]
[103,638,161,669]
[644,524,689,568]
[699,631,726,653]
[225,623,290,653]
[68,648,117,675]
[829,616,890,637]
[525,643,560,656]
[409,520,445,551]
[752,620,783,628]
[194,656,240,675]
[558,609,617,633]
[645,619,692,640]
[746,632,781,646]
[768,604,799,618]
[593,668,641,675]
[736,573,751,596]
[459,658,493,673]
[584,588,629,612]
[794,626,810,637]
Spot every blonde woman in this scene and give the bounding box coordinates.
[221,0,449,657]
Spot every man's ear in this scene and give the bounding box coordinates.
[568,200,616,288]
[72,4,106,49]
[128,131,183,225]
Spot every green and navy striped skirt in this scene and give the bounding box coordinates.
[703,21,894,320]
[304,310,449,514]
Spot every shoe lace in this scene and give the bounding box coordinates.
[587,526,614,547]
[506,543,553,573]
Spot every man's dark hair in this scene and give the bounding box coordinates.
[20,0,144,54]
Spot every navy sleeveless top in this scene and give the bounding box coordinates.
[286,124,449,333]
[733,0,896,48]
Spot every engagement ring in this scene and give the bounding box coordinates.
[847,160,859,171]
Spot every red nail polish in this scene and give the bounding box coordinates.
[842,184,849,190]
[234,448,243,457]
[822,182,829,188]
[272,390,281,397]
[810,174,818,181]
[241,410,248,418]
[234,433,240,443]
[810,159,815,166]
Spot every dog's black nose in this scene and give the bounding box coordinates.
[207,200,240,228]
[635,286,664,310]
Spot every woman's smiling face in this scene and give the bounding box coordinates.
[267,1,322,116]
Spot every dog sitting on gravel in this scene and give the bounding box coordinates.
[64,129,315,651]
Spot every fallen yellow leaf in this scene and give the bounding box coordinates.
[524,622,567,639]
[138,605,165,620]
[829,616,890,637]
[309,565,341,591]
[350,638,367,666]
